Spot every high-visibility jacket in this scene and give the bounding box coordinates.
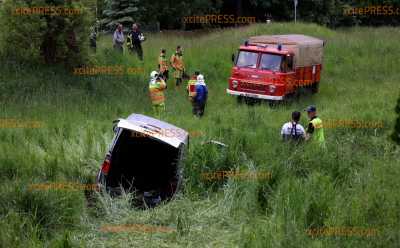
[126,33,134,49]
[127,30,143,49]
[158,54,168,73]
[170,52,184,71]
[187,77,197,97]
[149,79,166,105]
[309,117,325,144]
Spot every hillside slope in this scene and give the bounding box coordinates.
[0,23,399,247]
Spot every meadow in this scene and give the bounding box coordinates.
[0,23,399,247]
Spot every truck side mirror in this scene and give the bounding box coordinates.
[231,53,235,63]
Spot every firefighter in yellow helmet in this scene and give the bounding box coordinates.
[158,48,169,83]
[170,45,185,87]
[149,71,166,115]
[305,105,326,147]
[187,71,200,101]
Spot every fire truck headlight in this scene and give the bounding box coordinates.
[269,85,276,93]
[232,80,238,89]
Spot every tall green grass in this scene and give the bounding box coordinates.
[0,23,399,247]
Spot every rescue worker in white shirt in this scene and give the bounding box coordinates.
[281,111,306,142]
[113,24,124,53]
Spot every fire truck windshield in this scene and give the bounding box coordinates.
[236,51,258,68]
[260,53,283,72]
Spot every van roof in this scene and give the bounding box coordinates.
[117,114,189,148]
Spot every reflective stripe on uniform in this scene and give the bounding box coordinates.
[159,55,168,72]
[149,80,166,105]
[187,79,196,96]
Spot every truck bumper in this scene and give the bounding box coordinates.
[226,89,283,101]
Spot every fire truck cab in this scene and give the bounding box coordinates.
[227,34,324,102]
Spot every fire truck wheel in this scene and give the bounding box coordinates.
[310,82,319,94]
[245,98,260,105]
[268,100,278,107]
[237,96,244,104]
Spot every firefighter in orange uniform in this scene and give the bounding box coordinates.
[170,45,185,87]
[158,48,169,83]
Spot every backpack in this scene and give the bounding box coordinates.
[289,122,303,141]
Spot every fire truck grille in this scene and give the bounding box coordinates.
[240,81,265,91]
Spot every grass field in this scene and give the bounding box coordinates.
[0,22,400,247]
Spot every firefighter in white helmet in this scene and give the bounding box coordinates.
[149,71,166,115]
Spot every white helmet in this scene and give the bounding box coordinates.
[196,74,205,85]
[150,71,158,79]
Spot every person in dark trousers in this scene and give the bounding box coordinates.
[158,49,169,82]
[192,74,208,117]
[280,111,306,142]
[127,23,145,61]
[170,46,185,87]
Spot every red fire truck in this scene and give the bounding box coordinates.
[227,34,325,102]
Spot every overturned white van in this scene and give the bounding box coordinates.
[96,114,189,207]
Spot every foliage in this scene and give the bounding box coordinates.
[0,0,93,67]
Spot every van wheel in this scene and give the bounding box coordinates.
[311,82,319,94]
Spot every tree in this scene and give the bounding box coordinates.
[0,0,93,67]
[99,0,143,32]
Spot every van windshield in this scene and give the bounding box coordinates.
[260,53,283,72]
[236,51,258,68]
